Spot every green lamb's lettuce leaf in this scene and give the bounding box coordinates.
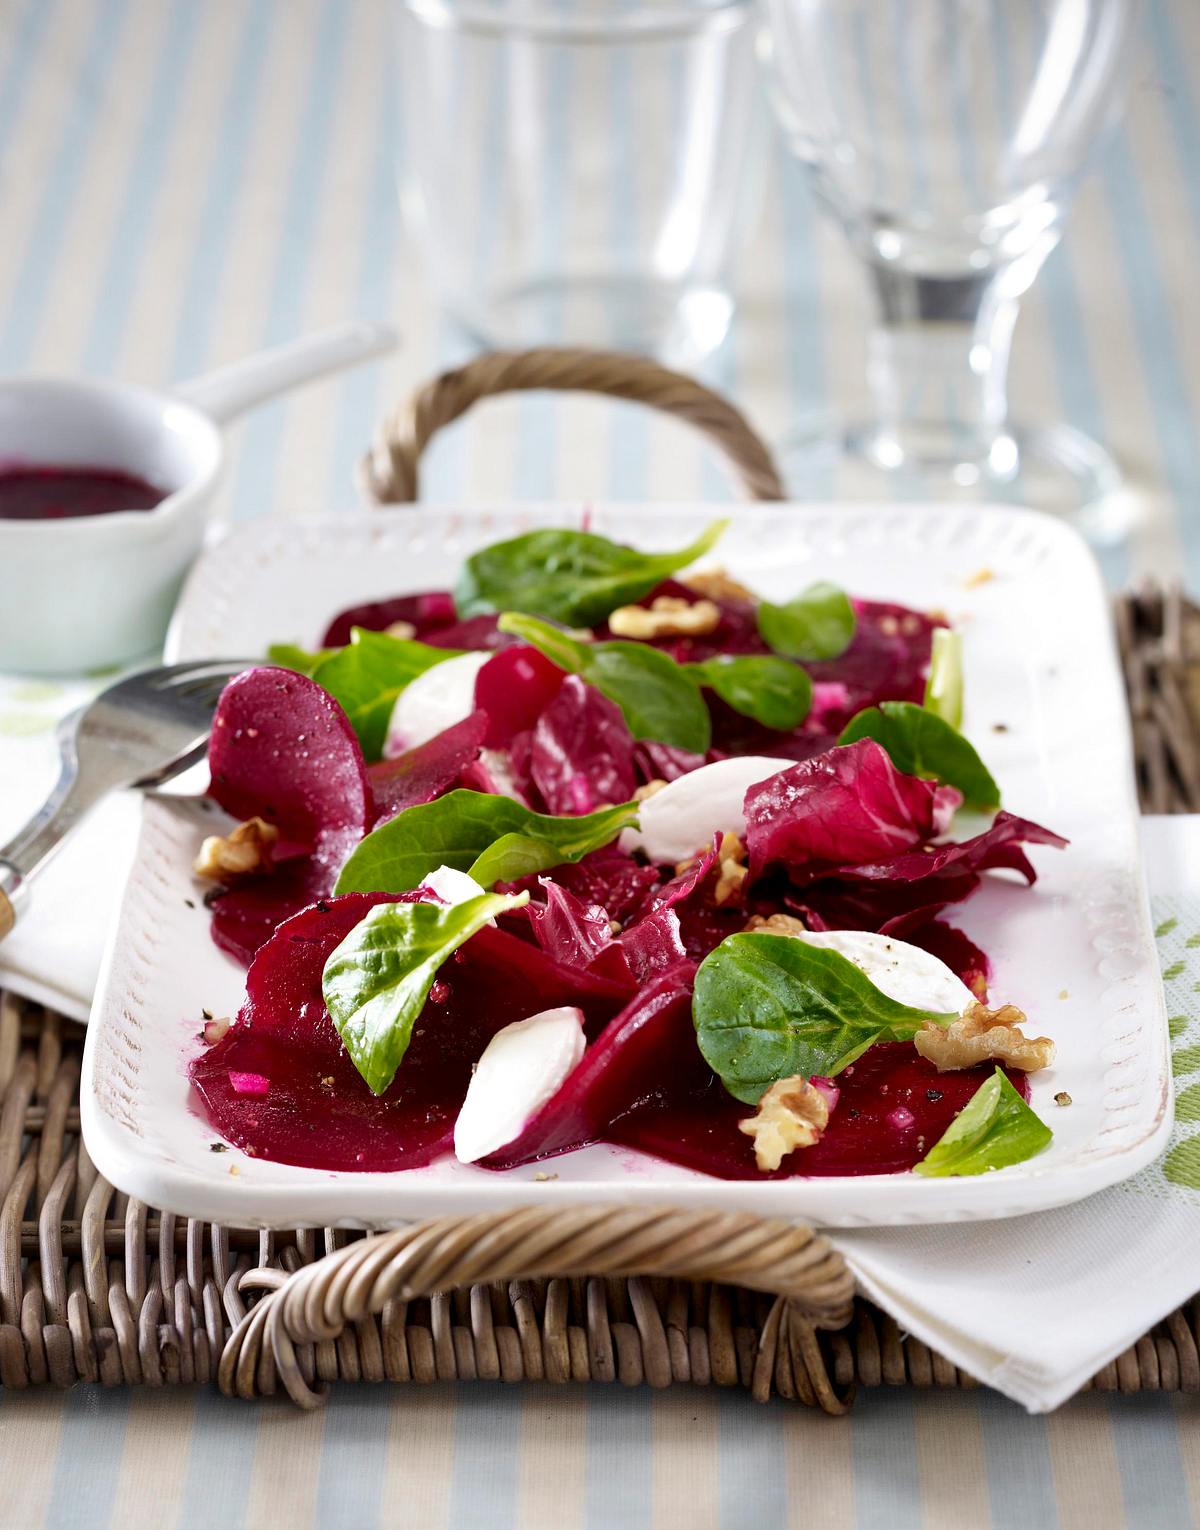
[692,933,957,1104]
[333,788,638,896]
[686,655,813,732]
[322,891,527,1095]
[757,581,856,661]
[838,700,1000,812]
[267,641,335,676]
[913,1068,1052,1177]
[923,627,964,729]
[455,519,729,627]
[308,628,464,760]
[498,612,713,753]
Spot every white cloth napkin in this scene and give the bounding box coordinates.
[2,673,1196,1409]
[0,672,141,1021]
[829,814,1199,1412]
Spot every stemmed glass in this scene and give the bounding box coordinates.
[763,0,1142,537]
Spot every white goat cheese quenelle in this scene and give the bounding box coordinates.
[384,650,491,754]
[620,756,794,864]
[454,1007,587,1164]
[791,929,975,1016]
[419,865,487,906]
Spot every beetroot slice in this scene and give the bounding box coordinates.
[480,964,697,1168]
[190,895,630,1172]
[366,711,488,824]
[208,667,370,842]
[321,591,457,648]
[609,1043,1028,1180]
[474,645,564,748]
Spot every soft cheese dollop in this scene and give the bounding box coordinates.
[419,865,487,906]
[454,1006,587,1163]
[620,756,793,864]
[384,651,491,755]
[793,929,975,1016]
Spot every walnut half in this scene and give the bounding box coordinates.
[743,912,807,936]
[739,1076,832,1172]
[676,831,748,906]
[914,1000,1056,1073]
[608,595,721,640]
[193,817,279,881]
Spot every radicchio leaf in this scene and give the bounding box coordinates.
[744,738,961,879]
[530,675,638,815]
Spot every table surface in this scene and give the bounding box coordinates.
[2,0,1200,1525]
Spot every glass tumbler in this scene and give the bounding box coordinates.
[398,0,762,364]
[763,0,1142,536]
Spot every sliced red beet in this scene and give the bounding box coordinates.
[321,591,457,648]
[529,675,637,815]
[779,599,941,741]
[479,964,698,1168]
[906,921,991,1000]
[609,1043,1028,1180]
[209,667,370,841]
[366,711,488,824]
[473,645,565,748]
[190,894,631,1171]
[744,738,961,880]
[204,668,372,963]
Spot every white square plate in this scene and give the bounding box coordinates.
[81,504,1171,1228]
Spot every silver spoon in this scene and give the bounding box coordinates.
[0,658,249,937]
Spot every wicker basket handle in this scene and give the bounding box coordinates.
[358,346,787,504]
[219,1204,854,1410]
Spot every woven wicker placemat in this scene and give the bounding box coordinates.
[3,355,1198,1411]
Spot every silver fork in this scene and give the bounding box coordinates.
[0,659,250,938]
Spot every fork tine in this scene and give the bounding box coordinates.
[144,659,253,692]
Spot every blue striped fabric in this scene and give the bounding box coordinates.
[1,1,1200,1526]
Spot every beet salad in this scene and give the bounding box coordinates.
[188,518,1064,1182]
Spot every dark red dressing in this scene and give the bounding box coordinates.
[609,1043,1029,1180]
[0,464,164,519]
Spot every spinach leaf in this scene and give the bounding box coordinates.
[692,933,957,1104]
[456,519,728,626]
[309,628,463,760]
[687,655,812,732]
[838,700,1000,811]
[322,891,526,1095]
[913,1068,1052,1176]
[923,627,964,729]
[498,613,712,753]
[758,581,855,661]
[267,642,334,676]
[334,788,638,895]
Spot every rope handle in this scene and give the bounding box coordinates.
[358,346,787,504]
[219,1205,854,1410]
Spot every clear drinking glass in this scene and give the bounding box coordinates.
[763,0,1141,535]
[398,0,762,364]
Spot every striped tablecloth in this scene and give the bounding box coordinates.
[1,1,1199,1524]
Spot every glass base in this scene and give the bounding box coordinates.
[780,416,1136,546]
[447,276,734,369]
